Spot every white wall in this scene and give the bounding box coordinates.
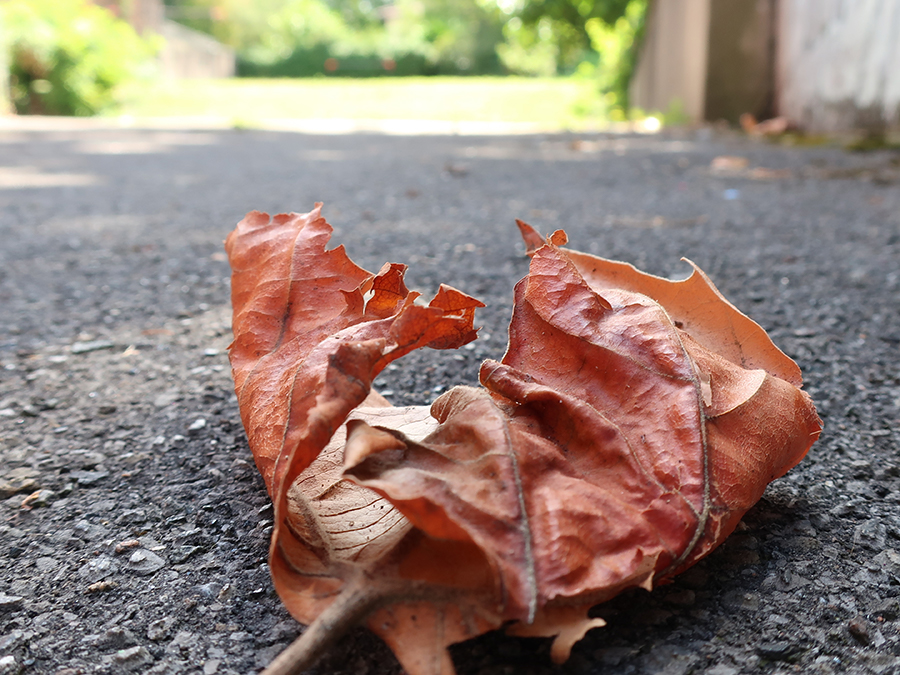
[158,21,236,79]
[777,0,900,131]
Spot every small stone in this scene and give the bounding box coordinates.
[0,478,38,499]
[0,594,24,612]
[166,630,197,656]
[0,655,21,675]
[115,539,142,554]
[66,449,106,469]
[723,591,760,612]
[34,557,59,573]
[86,580,117,594]
[71,340,114,354]
[78,555,118,581]
[864,653,900,675]
[95,627,138,650]
[169,545,202,564]
[854,520,888,551]
[872,549,900,576]
[755,641,799,661]
[20,489,54,508]
[147,617,174,642]
[153,391,180,408]
[705,665,739,675]
[188,418,206,432]
[196,582,223,599]
[69,470,109,487]
[124,549,166,576]
[848,616,871,645]
[775,568,811,591]
[113,645,153,670]
[256,643,289,669]
[73,520,108,541]
[203,659,221,675]
[115,509,148,525]
[870,597,900,621]
[266,621,299,645]
[0,630,25,652]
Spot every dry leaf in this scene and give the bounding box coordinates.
[740,113,791,137]
[710,155,749,173]
[226,206,821,675]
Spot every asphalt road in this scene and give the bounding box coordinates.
[0,119,899,675]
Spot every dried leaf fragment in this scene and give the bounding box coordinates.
[226,206,821,675]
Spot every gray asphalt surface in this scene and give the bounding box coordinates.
[0,120,899,675]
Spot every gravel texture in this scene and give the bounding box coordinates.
[0,120,899,675]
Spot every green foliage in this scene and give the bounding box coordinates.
[496,16,561,78]
[167,0,503,77]
[2,0,157,116]
[582,0,646,115]
[387,0,505,74]
[511,0,632,74]
[157,0,647,118]
[496,0,647,119]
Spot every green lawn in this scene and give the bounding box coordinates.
[113,77,605,130]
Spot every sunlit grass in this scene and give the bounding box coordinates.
[113,76,606,130]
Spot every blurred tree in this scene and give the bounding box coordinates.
[582,0,646,115]
[162,0,505,76]
[512,0,632,73]
[158,0,643,106]
[389,0,505,74]
[2,0,157,115]
[325,0,393,29]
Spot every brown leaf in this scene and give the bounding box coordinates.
[710,155,749,173]
[226,207,495,675]
[226,207,821,675]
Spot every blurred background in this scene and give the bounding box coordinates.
[1,0,898,136]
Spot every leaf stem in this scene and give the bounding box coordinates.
[260,580,388,675]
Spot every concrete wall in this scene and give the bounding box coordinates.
[629,0,711,122]
[631,0,900,131]
[704,0,775,123]
[158,20,235,79]
[776,0,900,132]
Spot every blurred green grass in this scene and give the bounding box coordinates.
[113,76,603,129]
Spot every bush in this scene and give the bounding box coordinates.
[201,0,504,78]
[584,0,647,116]
[2,0,157,116]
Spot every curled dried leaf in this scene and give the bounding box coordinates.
[226,207,821,675]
